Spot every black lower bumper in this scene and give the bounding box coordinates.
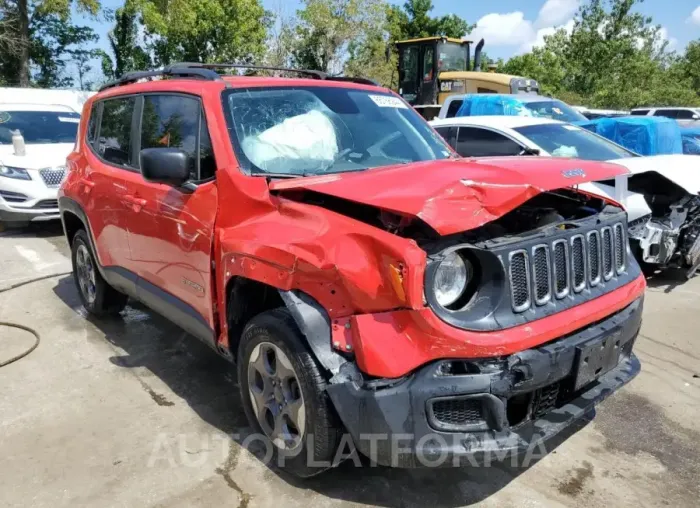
[327,297,643,468]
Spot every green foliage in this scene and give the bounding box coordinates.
[137,0,271,65]
[503,0,700,108]
[390,0,473,39]
[100,2,150,80]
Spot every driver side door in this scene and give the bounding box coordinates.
[125,93,219,344]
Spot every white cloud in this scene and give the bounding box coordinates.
[536,0,580,27]
[521,19,575,53]
[657,26,678,49]
[688,6,700,26]
[469,12,535,46]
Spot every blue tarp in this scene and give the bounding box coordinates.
[681,127,700,155]
[577,116,683,156]
[456,95,534,117]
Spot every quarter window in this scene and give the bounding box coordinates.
[455,127,523,157]
[98,97,136,166]
[86,104,99,146]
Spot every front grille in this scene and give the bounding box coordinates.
[39,168,66,188]
[0,190,28,203]
[33,199,58,209]
[509,221,626,312]
[532,383,560,419]
[431,399,483,426]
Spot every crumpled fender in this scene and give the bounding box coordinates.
[215,198,427,335]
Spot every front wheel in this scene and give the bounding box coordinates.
[71,229,128,316]
[238,308,343,477]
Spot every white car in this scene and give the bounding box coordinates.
[0,103,80,226]
[430,116,700,276]
[631,107,700,126]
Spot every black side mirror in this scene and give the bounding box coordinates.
[140,148,190,186]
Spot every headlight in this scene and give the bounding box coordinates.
[0,165,31,180]
[433,251,471,307]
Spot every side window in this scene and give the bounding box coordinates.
[455,127,523,157]
[423,47,434,81]
[434,126,457,149]
[630,110,649,116]
[675,110,695,119]
[141,95,200,180]
[400,47,418,86]
[653,110,677,118]
[86,103,98,146]
[98,97,136,167]
[198,111,216,181]
[446,99,463,118]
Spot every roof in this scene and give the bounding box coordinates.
[631,106,700,111]
[396,37,470,45]
[0,103,77,113]
[431,115,560,129]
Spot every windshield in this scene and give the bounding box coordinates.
[514,123,636,161]
[437,43,468,72]
[0,110,80,144]
[224,86,451,177]
[521,100,587,122]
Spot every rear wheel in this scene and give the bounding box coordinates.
[71,229,128,316]
[238,308,343,477]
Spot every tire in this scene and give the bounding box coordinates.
[71,229,128,316]
[238,308,343,477]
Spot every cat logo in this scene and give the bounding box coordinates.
[561,168,586,178]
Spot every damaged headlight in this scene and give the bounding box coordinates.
[0,164,31,180]
[433,251,471,307]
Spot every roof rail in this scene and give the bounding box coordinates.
[98,66,222,92]
[171,62,380,87]
[98,62,381,92]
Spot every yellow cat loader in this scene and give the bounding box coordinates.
[395,37,539,119]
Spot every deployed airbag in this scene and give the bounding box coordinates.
[241,109,339,174]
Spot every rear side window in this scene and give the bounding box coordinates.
[140,94,216,182]
[456,127,522,157]
[445,99,463,118]
[98,97,136,166]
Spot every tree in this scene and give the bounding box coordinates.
[389,0,473,40]
[292,0,386,73]
[100,2,150,80]
[137,0,271,66]
[0,0,100,86]
[676,39,700,96]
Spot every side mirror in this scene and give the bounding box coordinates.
[140,148,190,186]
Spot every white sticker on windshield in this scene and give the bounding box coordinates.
[58,116,80,123]
[563,125,580,131]
[369,95,408,109]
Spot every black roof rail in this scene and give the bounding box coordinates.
[98,62,381,92]
[98,66,222,92]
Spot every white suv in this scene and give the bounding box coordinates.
[630,107,700,126]
[0,103,80,227]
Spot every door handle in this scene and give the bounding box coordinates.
[125,195,147,212]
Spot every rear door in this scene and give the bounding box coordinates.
[125,93,218,343]
[454,126,524,157]
[84,96,141,277]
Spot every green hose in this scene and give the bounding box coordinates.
[0,272,72,367]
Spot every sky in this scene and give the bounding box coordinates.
[76,0,700,82]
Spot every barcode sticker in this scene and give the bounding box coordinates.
[369,95,408,109]
[58,117,80,123]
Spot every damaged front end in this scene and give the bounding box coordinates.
[623,171,700,278]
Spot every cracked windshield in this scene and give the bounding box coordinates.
[225,87,452,177]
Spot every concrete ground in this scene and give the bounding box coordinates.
[0,222,698,508]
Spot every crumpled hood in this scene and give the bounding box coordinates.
[270,157,629,235]
[609,154,700,195]
[0,143,73,170]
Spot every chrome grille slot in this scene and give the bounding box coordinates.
[601,227,614,280]
[509,250,531,312]
[614,223,626,273]
[571,235,586,292]
[587,230,601,286]
[552,239,569,298]
[39,168,66,188]
[532,245,551,305]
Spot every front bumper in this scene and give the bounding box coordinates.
[327,297,643,468]
[0,175,61,222]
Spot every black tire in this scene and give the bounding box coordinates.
[238,308,343,477]
[71,229,128,316]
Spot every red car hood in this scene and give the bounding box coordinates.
[270,157,629,235]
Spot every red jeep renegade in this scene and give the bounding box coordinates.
[59,64,644,476]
